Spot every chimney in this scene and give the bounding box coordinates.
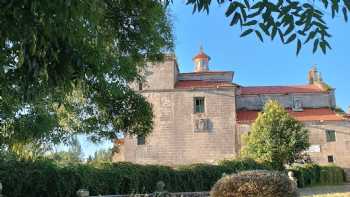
[308,66,324,84]
[308,66,318,84]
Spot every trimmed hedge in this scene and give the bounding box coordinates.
[289,164,346,188]
[0,158,267,197]
[210,170,298,197]
[0,158,346,197]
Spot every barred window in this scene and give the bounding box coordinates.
[137,135,145,145]
[326,130,336,142]
[194,97,205,113]
[328,155,334,163]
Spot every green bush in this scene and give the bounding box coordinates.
[0,158,268,197]
[0,157,345,197]
[210,170,298,197]
[289,164,345,187]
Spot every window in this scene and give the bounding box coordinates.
[293,97,303,111]
[328,155,334,163]
[194,97,205,113]
[137,135,145,145]
[326,130,336,142]
[138,82,143,91]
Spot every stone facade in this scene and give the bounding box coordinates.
[123,54,237,165]
[114,49,350,177]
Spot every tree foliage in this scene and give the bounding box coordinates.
[0,0,173,147]
[47,136,83,165]
[241,100,310,170]
[168,0,350,55]
[87,148,113,164]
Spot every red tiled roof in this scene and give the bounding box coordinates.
[181,71,232,75]
[237,108,347,123]
[114,139,125,145]
[175,80,234,89]
[193,52,210,60]
[239,85,327,95]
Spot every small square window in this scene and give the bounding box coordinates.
[194,97,205,113]
[326,130,336,142]
[328,155,334,163]
[137,135,145,145]
[293,97,303,111]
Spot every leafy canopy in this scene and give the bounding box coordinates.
[167,0,350,55]
[241,100,310,170]
[0,0,173,147]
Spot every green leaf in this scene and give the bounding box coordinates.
[345,0,350,10]
[321,0,329,8]
[244,0,250,9]
[255,30,264,42]
[259,23,270,36]
[278,29,285,43]
[284,24,295,36]
[230,13,242,26]
[285,34,296,44]
[240,4,248,21]
[240,29,254,37]
[324,40,332,50]
[243,20,258,26]
[343,7,348,22]
[247,10,262,18]
[296,39,302,56]
[271,26,277,40]
[251,1,263,9]
[320,41,327,54]
[226,2,238,17]
[313,39,319,53]
[304,31,316,44]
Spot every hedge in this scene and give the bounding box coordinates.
[0,158,267,197]
[0,158,346,197]
[289,164,346,188]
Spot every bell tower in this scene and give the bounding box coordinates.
[193,46,210,72]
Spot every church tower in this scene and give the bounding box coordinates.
[193,46,210,72]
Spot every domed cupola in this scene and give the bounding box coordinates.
[193,46,210,72]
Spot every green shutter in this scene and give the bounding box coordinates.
[326,130,336,142]
[194,97,205,113]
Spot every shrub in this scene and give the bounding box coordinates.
[0,157,346,197]
[289,164,345,187]
[0,158,269,197]
[210,170,299,197]
[241,100,310,170]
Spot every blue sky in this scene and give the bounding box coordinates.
[80,1,350,157]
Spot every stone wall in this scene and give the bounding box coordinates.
[236,93,335,110]
[123,87,237,165]
[178,71,234,82]
[143,57,178,90]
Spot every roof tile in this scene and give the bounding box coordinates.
[175,80,234,89]
[239,85,326,95]
[237,108,347,123]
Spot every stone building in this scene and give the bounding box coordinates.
[114,48,350,177]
